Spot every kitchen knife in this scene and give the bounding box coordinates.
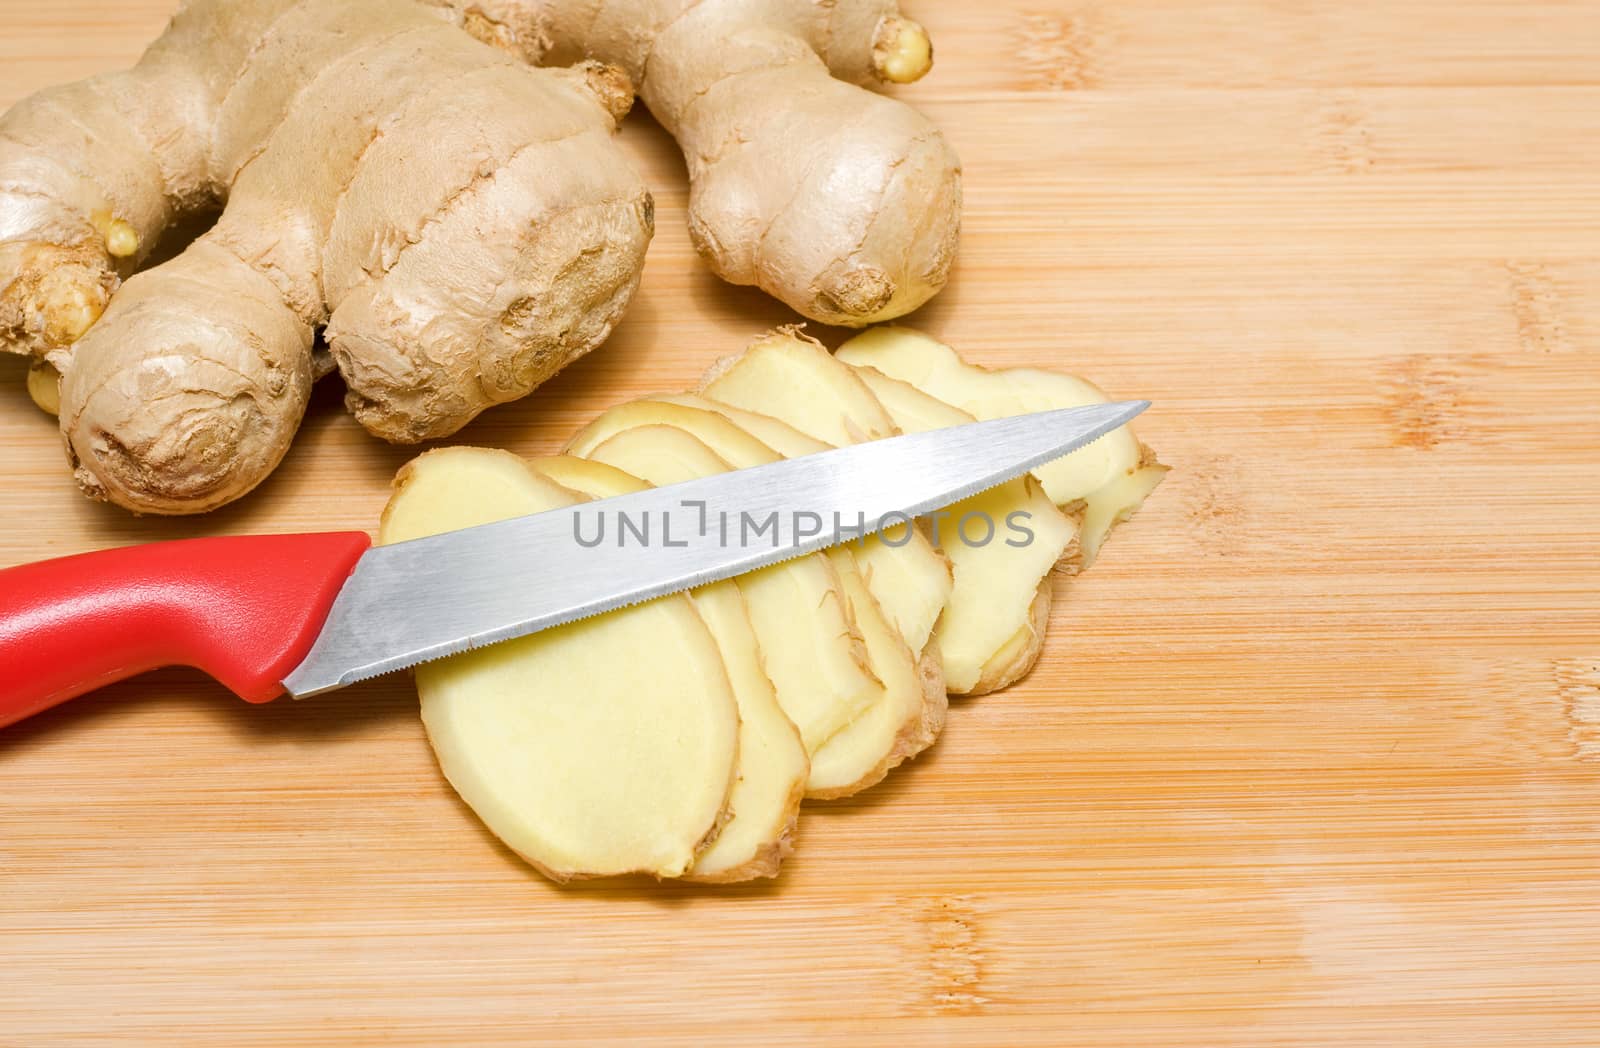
[0,401,1148,728]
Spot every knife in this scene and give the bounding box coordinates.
[0,401,1149,728]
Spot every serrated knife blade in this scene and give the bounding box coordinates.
[281,401,1149,697]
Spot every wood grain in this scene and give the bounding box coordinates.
[2,2,1599,1044]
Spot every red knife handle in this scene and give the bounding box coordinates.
[0,531,371,729]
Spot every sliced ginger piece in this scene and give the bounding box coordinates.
[570,395,952,659]
[806,549,947,798]
[700,329,1075,693]
[572,399,949,790]
[643,392,952,657]
[850,363,967,434]
[696,333,953,652]
[378,446,740,882]
[527,455,808,883]
[565,398,782,469]
[680,582,808,874]
[702,328,898,445]
[942,483,1070,694]
[573,424,875,753]
[583,423,942,796]
[626,390,954,767]
[651,393,830,461]
[836,326,1168,567]
[523,453,645,501]
[854,366,1078,694]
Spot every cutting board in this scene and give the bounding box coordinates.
[3,2,1599,1044]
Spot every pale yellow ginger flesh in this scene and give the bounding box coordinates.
[526,454,808,884]
[805,546,947,798]
[660,391,955,652]
[932,477,1070,697]
[580,425,889,753]
[873,17,935,84]
[572,406,949,797]
[702,329,899,445]
[692,336,973,694]
[567,394,953,657]
[701,329,1077,693]
[1,0,651,514]
[854,366,1078,693]
[837,326,1169,567]
[670,379,1055,694]
[104,224,139,259]
[677,582,808,878]
[373,324,1161,883]
[378,447,738,881]
[26,360,60,416]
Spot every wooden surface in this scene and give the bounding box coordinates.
[3,2,1599,1044]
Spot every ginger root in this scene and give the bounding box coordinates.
[2,0,652,514]
[441,0,962,325]
[382,325,1162,882]
[5,0,961,513]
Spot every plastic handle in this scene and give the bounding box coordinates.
[0,531,371,729]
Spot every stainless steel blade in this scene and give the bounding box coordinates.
[282,400,1150,696]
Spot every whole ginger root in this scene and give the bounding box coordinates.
[2,0,959,514]
[440,0,961,325]
[0,0,653,514]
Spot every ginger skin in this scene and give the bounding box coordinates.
[1,0,652,513]
[446,0,961,325]
[3,0,957,513]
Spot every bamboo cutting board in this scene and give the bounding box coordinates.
[3,2,1599,1044]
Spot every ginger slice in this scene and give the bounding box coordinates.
[569,394,952,655]
[582,422,941,796]
[852,365,1077,694]
[635,390,955,781]
[699,329,1074,693]
[806,549,947,799]
[696,334,958,651]
[565,398,782,470]
[836,326,1168,568]
[680,582,808,877]
[578,401,950,792]
[702,329,899,445]
[571,423,876,754]
[528,454,807,883]
[378,446,739,881]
